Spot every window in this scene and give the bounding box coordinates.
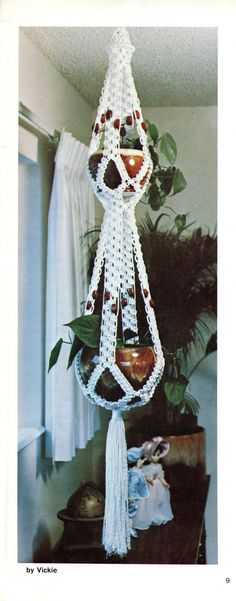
[18,124,55,449]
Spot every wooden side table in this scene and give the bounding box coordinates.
[57,511,103,552]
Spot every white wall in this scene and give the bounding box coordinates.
[19,31,92,145]
[135,106,217,233]
[18,417,108,562]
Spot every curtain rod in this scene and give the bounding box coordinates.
[18,101,60,145]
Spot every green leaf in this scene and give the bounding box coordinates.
[175,214,187,232]
[67,335,83,369]
[180,392,200,415]
[160,132,177,164]
[157,167,175,195]
[149,170,159,184]
[148,145,159,167]
[148,122,159,144]
[124,328,138,341]
[172,169,187,195]
[148,183,166,211]
[48,338,63,372]
[133,138,143,151]
[65,314,101,348]
[154,213,170,230]
[164,375,189,406]
[205,331,217,356]
[120,138,134,149]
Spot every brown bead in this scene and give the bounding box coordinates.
[111,303,118,314]
[104,290,110,301]
[143,288,149,298]
[86,300,92,310]
[149,299,155,309]
[106,109,113,120]
[141,121,148,132]
[134,110,140,120]
[114,119,120,129]
[92,290,98,299]
[121,298,128,308]
[101,113,106,124]
[126,115,133,126]
[94,123,99,134]
[128,287,135,298]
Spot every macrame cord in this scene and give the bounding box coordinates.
[75,27,165,556]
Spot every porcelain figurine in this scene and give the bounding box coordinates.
[128,437,173,533]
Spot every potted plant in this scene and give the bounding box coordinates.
[136,214,217,421]
[48,312,158,403]
[88,111,149,191]
[88,114,186,204]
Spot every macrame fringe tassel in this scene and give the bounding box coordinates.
[102,409,131,556]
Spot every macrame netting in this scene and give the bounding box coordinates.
[75,27,165,556]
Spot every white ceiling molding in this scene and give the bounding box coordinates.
[22,26,217,108]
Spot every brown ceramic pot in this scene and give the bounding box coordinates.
[80,345,157,402]
[127,421,206,485]
[88,149,148,191]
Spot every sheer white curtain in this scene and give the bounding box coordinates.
[45,131,100,462]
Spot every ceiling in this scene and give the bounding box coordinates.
[22,26,217,108]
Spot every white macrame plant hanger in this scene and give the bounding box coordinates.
[75,27,165,556]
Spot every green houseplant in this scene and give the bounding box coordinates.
[119,117,187,217]
[89,116,187,219]
[135,213,217,428]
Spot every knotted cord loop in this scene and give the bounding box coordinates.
[74,29,165,556]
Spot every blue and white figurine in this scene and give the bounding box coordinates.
[127,437,173,534]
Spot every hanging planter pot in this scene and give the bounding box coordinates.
[88,148,148,191]
[79,345,157,402]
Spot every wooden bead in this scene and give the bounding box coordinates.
[86,300,92,310]
[128,287,135,298]
[126,115,133,126]
[149,299,155,309]
[134,110,140,119]
[101,114,106,123]
[121,298,128,308]
[143,288,149,298]
[114,119,120,129]
[111,303,118,314]
[141,122,148,132]
[92,290,98,299]
[104,290,110,301]
[106,109,112,120]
